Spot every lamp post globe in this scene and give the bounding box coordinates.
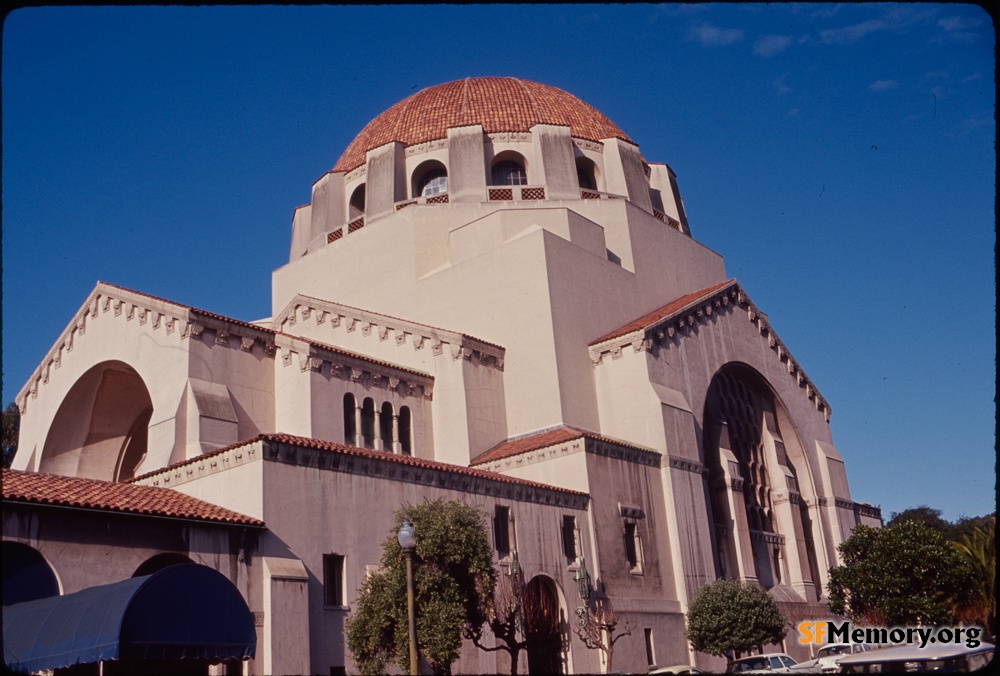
[398,517,418,675]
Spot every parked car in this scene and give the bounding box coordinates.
[836,642,994,673]
[726,653,798,673]
[789,643,872,672]
[649,665,702,675]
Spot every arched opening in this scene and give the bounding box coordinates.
[132,553,193,578]
[575,156,599,190]
[344,393,357,445]
[398,406,412,456]
[491,153,528,186]
[524,575,563,675]
[704,363,820,597]
[2,541,60,606]
[379,401,394,452]
[412,160,448,197]
[40,361,154,481]
[361,397,376,449]
[349,183,366,219]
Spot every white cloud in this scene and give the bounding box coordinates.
[938,15,983,32]
[963,72,981,83]
[819,19,885,44]
[773,74,792,95]
[754,35,793,57]
[688,22,744,46]
[868,80,899,91]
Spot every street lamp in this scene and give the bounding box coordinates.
[398,518,418,676]
[574,556,591,627]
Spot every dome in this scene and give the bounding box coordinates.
[333,77,633,173]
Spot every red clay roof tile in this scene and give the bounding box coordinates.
[589,279,736,346]
[334,77,633,173]
[470,425,657,466]
[2,469,263,527]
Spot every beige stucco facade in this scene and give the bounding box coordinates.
[6,77,880,675]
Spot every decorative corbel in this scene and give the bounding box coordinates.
[240,336,255,352]
[396,331,408,346]
[432,340,443,356]
[315,310,327,325]
[139,308,148,325]
[215,330,230,347]
[378,326,389,341]
[361,323,372,337]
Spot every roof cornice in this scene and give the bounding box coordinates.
[274,294,505,371]
[588,281,832,422]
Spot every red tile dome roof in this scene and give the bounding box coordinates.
[333,77,633,173]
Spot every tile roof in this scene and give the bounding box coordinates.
[334,77,633,173]
[2,469,264,527]
[589,279,736,346]
[132,433,588,498]
[470,425,657,466]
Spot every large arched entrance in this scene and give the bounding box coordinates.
[524,575,563,675]
[703,363,822,598]
[40,361,153,481]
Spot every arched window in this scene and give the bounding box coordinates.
[2,542,59,606]
[413,161,449,197]
[398,406,412,456]
[576,157,598,190]
[343,393,357,445]
[349,183,366,219]
[380,402,394,452]
[133,552,192,577]
[361,398,376,449]
[491,159,527,186]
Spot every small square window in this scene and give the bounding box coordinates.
[323,554,345,606]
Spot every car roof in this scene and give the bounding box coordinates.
[837,642,994,664]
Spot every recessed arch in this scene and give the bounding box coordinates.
[491,151,528,186]
[379,401,394,452]
[132,552,193,578]
[40,361,154,481]
[361,397,376,449]
[412,160,448,197]
[524,574,565,674]
[703,362,823,598]
[2,541,60,606]
[349,183,366,219]
[344,393,358,445]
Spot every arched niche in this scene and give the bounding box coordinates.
[132,552,193,578]
[490,151,529,186]
[349,183,366,219]
[39,361,154,482]
[524,574,566,674]
[702,362,822,598]
[412,160,448,197]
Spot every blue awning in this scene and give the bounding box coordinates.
[3,563,256,673]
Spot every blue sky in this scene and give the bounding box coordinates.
[2,4,994,522]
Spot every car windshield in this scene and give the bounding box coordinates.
[819,645,852,657]
[729,657,769,672]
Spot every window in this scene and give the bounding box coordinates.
[624,521,643,573]
[343,393,357,445]
[644,628,656,668]
[491,159,527,186]
[494,506,511,557]
[361,398,375,448]
[418,168,448,196]
[576,157,598,190]
[349,184,366,219]
[323,554,345,606]
[561,515,579,563]
[380,402,394,452]
[398,406,412,456]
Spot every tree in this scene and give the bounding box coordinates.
[575,596,634,672]
[951,519,995,634]
[345,499,495,675]
[2,402,19,469]
[466,564,528,675]
[827,521,975,626]
[887,505,952,535]
[685,579,786,659]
